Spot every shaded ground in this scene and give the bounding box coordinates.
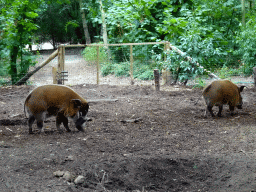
[1,83,256,191]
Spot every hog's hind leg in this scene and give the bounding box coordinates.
[28,115,35,134]
[206,105,215,117]
[35,112,46,133]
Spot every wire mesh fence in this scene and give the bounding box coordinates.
[82,42,166,85]
[8,42,166,86]
[1,41,255,87]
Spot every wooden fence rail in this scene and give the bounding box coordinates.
[15,41,219,85]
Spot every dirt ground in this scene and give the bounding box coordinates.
[1,81,256,192]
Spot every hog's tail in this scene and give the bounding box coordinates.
[24,93,32,118]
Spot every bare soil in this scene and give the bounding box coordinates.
[1,82,256,191]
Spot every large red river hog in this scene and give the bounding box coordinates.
[24,85,89,134]
[203,80,245,117]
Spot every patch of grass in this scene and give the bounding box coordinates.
[101,62,130,77]
[101,62,114,76]
[113,62,130,77]
[216,65,241,79]
[101,60,157,80]
[0,78,11,86]
[82,42,108,65]
[192,77,206,89]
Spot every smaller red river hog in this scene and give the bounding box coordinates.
[24,85,89,134]
[203,80,245,117]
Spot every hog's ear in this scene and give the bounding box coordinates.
[71,99,82,108]
[239,86,246,92]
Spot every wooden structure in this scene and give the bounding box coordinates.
[16,50,58,85]
[85,42,168,85]
[154,69,160,91]
[253,67,256,86]
[16,41,219,86]
[167,41,219,80]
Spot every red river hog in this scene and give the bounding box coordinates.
[24,85,89,134]
[203,80,245,117]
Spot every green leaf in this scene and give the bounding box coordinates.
[170,18,177,24]
[25,12,38,18]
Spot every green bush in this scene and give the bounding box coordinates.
[216,65,240,79]
[137,70,154,80]
[0,44,10,77]
[113,62,130,77]
[235,18,256,75]
[101,60,157,80]
[133,63,155,80]
[0,65,8,77]
[101,62,130,77]
[82,42,108,65]
[192,77,206,89]
[101,62,114,76]
[0,78,10,86]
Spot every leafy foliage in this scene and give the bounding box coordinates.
[101,59,158,80]
[82,43,108,64]
[215,65,240,79]
[35,0,90,46]
[107,0,193,43]
[104,0,246,81]
[1,0,41,84]
[235,16,256,75]
[192,77,206,89]
[1,0,256,85]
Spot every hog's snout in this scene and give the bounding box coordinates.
[75,117,86,131]
[237,105,242,109]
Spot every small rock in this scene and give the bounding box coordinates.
[53,170,65,177]
[65,155,74,161]
[10,114,23,118]
[123,153,132,157]
[74,175,86,185]
[120,118,142,123]
[96,183,105,191]
[63,171,73,182]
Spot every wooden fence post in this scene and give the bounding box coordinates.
[52,67,58,84]
[253,67,256,86]
[130,45,134,85]
[57,45,65,84]
[154,69,160,91]
[162,41,172,85]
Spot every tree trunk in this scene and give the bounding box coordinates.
[79,0,91,44]
[10,45,19,85]
[99,0,111,59]
[51,34,56,49]
[99,0,107,45]
[242,0,245,27]
[249,0,253,9]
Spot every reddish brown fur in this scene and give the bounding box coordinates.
[203,80,245,117]
[24,85,89,133]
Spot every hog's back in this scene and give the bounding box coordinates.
[203,80,240,107]
[25,85,84,115]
